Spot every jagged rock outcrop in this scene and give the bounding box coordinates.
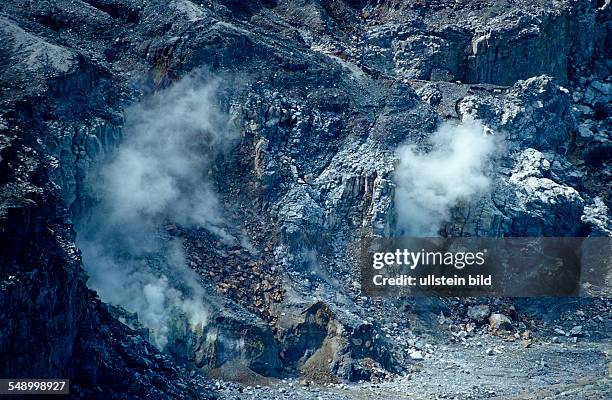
[0,133,213,399]
[276,301,396,382]
[1,0,610,394]
[438,75,593,237]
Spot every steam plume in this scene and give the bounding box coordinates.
[394,119,499,236]
[77,73,237,349]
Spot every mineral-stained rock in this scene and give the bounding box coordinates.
[276,301,397,382]
[189,309,283,377]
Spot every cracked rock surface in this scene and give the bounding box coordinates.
[1,0,611,399]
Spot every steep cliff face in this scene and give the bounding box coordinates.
[0,1,216,397]
[275,0,600,85]
[1,0,610,396]
[0,132,214,398]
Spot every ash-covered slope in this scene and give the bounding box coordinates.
[0,0,610,398]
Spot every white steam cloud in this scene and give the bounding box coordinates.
[78,73,237,350]
[394,119,499,236]
[104,75,230,229]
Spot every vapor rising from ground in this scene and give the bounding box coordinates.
[77,73,237,349]
[394,119,501,236]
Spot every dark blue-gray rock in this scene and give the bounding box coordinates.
[1,0,610,396]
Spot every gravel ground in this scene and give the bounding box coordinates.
[215,311,611,400]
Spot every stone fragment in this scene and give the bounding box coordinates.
[409,350,424,361]
[569,326,583,337]
[489,313,512,331]
[467,305,491,323]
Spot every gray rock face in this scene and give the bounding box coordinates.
[439,75,596,237]
[299,0,600,85]
[0,0,610,395]
[501,149,584,236]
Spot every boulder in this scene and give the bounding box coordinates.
[489,313,513,331]
[467,305,491,323]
